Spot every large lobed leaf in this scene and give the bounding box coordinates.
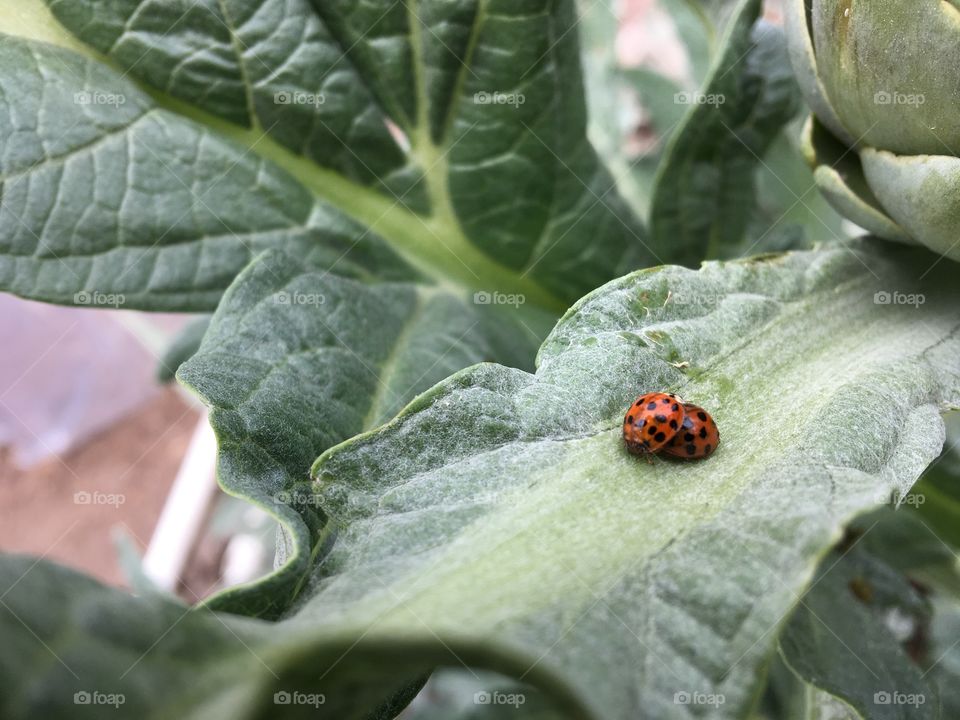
[3,241,959,719]
[0,0,649,310]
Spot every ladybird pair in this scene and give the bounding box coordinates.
[622,392,719,460]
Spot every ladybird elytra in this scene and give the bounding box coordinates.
[661,402,720,459]
[622,392,685,455]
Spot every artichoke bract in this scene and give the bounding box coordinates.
[784,0,960,262]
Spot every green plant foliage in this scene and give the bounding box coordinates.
[0,0,649,311]
[156,315,211,382]
[178,249,555,616]
[650,0,806,264]
[2,2,959,719]
[3,241,959,718]
[779,505,960,720]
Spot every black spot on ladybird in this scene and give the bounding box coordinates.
[654,414,667,423]
[647,402,657,410]
[672,403,679,411]
[669,419,678,430]
[686,443,696,455]
[699,428,707,439]
[655,432,666,442]
[647,426,656,436]
[662,398,671,404]
[684,433,694,442]
[697,411,707,421]
[627,414,634,424]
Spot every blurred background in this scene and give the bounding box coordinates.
[0,299,276,599]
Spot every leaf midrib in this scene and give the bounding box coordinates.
[304,263,951,637]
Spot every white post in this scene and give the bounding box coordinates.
[142,414,219,592]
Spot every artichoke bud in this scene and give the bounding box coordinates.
[785,0,960,262]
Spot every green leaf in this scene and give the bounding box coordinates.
[3,241,960,717]
[579,0,712,223]
[0,32,421,309]
[762,655,862,720]
[177,249,554,616]
[777,504,960,720]
[401,669,562,720]
[649,0,810,265]
[775,498,960,719]
[926,598,960,718]
[853,507,960,601]
[156,315,211,383]
[299,241,959,719]
[0,0,648,310]
[912,417,960,550]
[0,555,434,720]
[746,121,846,255]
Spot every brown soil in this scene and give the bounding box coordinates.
[0,388,200,588]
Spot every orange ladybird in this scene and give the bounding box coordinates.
[622,392,685,455]
[662,403,719,459]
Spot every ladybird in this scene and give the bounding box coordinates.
[622,392,685,455]
[662,403,719,459]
